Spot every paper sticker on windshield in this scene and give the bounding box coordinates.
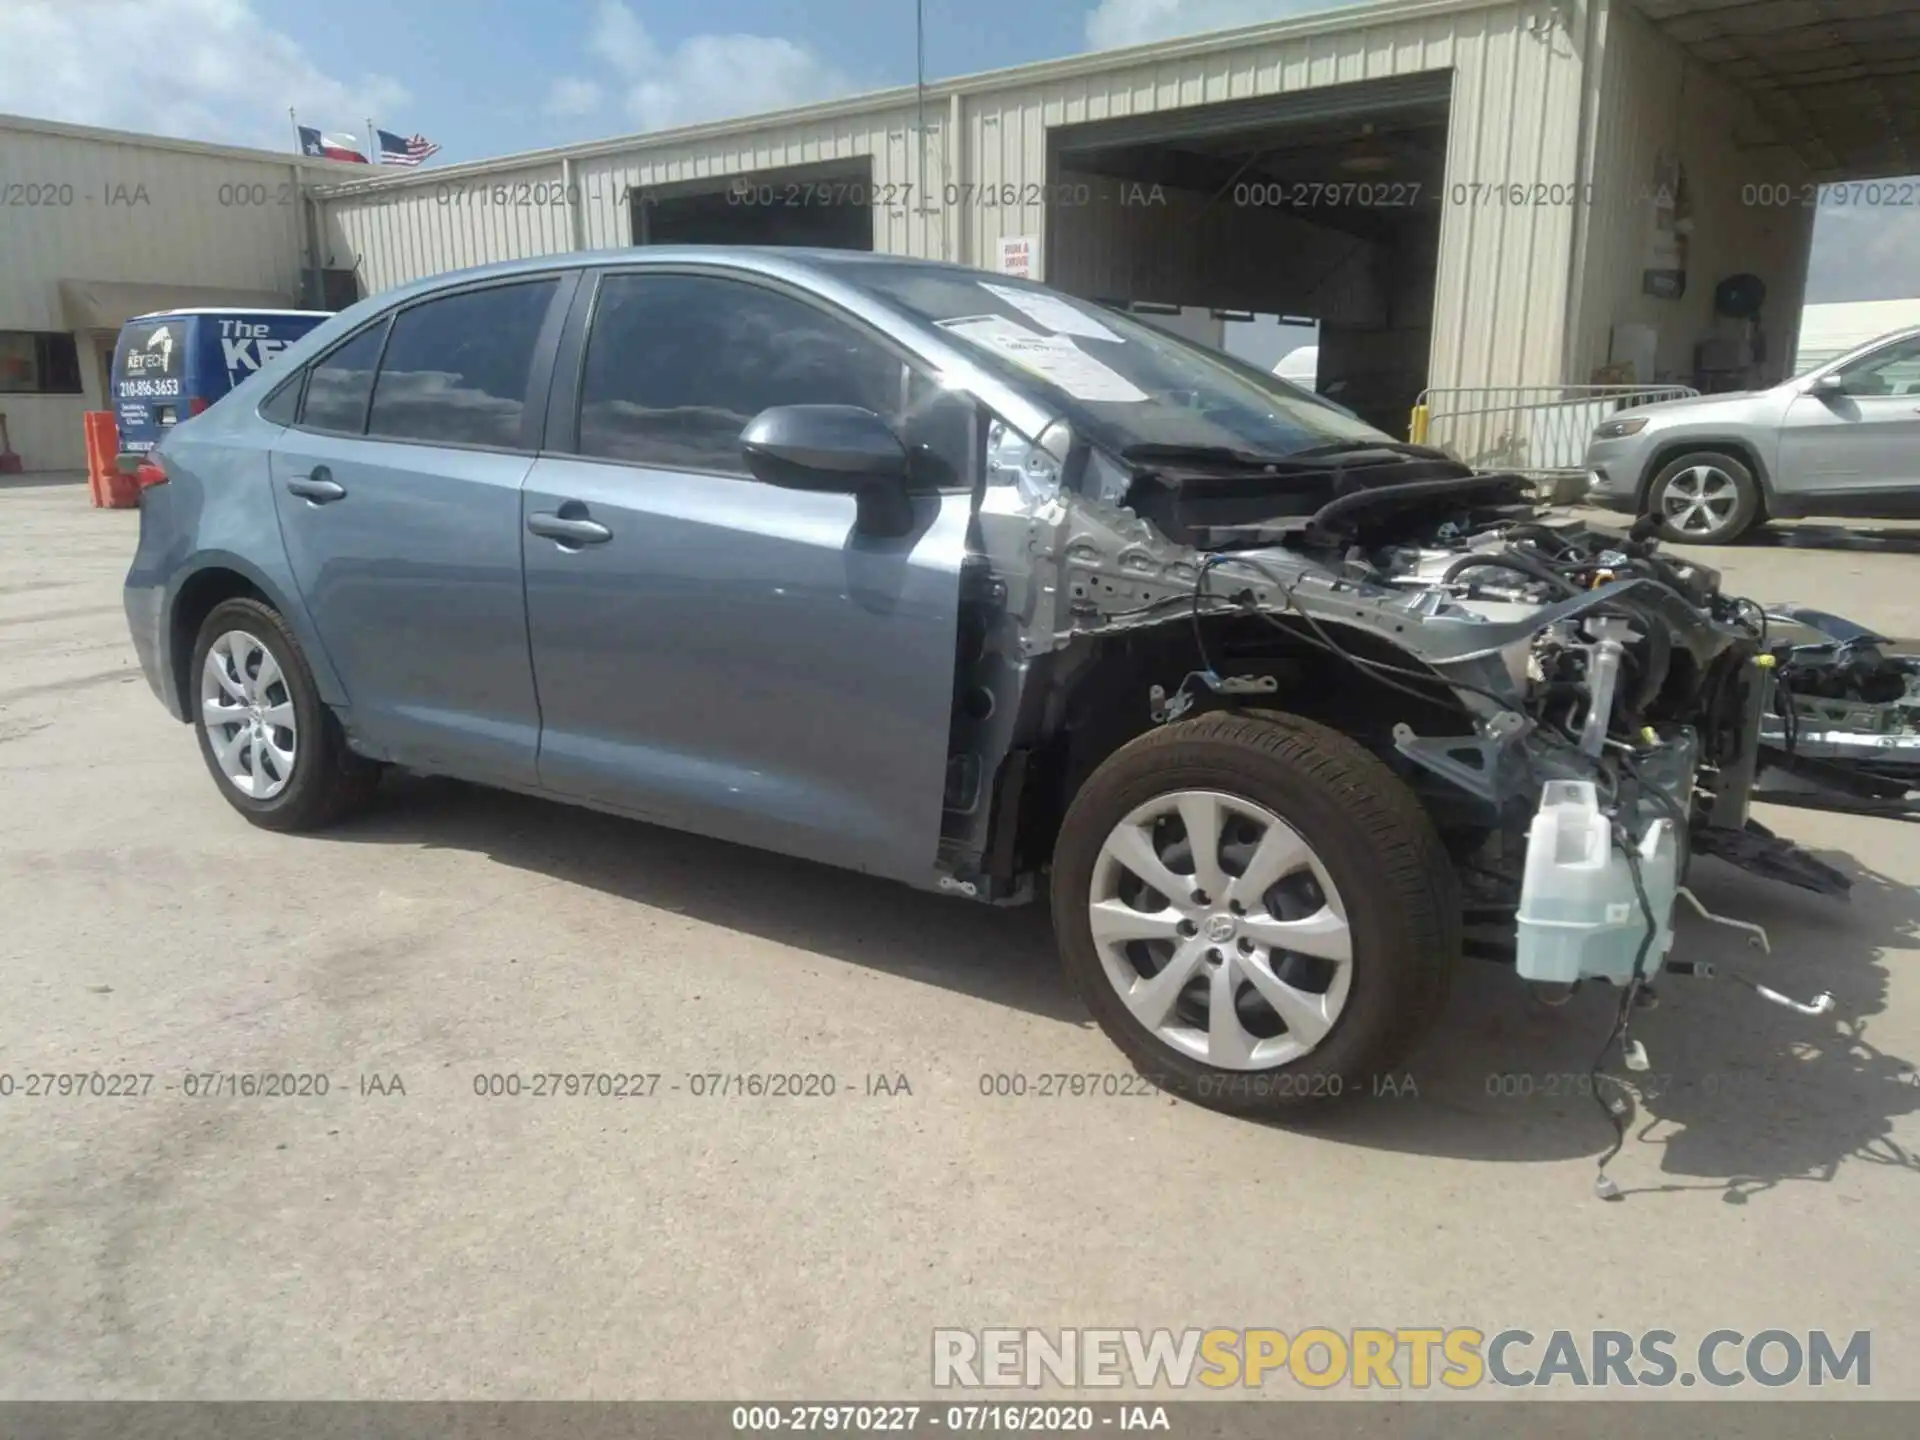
[941,316,1147,402]
[980,283,1124,343]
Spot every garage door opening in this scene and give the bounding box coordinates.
[631,158,876,250]
[1046,74,1450,435]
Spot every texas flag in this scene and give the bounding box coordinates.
[297,125,368,163]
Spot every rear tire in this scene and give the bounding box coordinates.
[1049,710,1459,1117]
[190,597,379,832]
[1645,451,1762,544]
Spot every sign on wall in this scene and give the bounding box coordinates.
[1642,148,1691,300]
[997,235,1036,278]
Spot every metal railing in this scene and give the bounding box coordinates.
[1409,384,1699,498]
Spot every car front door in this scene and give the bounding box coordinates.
[270,275,572,783]
[1778,334,1920,511]
[519,268,977,885]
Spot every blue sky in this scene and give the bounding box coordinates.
[5,0,1328,163]
[3,0,1913,300]
[292,0,1106,159]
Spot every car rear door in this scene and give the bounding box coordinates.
[1779,334,1920,510]
[269,274,574,784]
[519,266,977,885]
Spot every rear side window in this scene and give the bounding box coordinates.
[575,273,907,474]
[260,373,301,426]
[301,320,389,433]
[367,280,557,448]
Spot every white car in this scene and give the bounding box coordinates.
[1584,324,1920,543]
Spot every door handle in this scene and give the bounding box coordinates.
[527,511,612,547]
[286,468,346,504]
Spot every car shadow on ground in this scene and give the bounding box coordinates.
[1743,523,1920,555]
[329,771,1083,1024]
[1288,843,1920,1196]
[326,774,1920,1196]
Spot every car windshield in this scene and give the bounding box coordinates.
[824,261,1390,459]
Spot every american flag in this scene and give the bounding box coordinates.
[376,128,441,167]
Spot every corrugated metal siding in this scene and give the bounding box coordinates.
[329,109,921,293]
[0,124,331,469]
[1423,5,1584,392]
[322,161,572,295]
[0,127,311,330]
[1570,0,1813,387]
[574,108,909,249]
[310,0,1593,397]
[964,1,1584,392]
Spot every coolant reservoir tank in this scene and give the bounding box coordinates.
[1515,780,1679,986]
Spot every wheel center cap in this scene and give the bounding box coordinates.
[1203,913,1238,944]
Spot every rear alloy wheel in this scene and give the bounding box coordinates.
[200,628,299,801]
[1051,710,1459,1116]
[191,597,379,831]
[1646,451,1762,544]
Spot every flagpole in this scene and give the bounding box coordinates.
[290,106,301,155]
[366,118,376,165]
[915,0,927,245]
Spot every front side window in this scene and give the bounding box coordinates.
[367,280,558,447]
[300,319,389,433]
[575,273,914,475]
[1836,335,1920,398]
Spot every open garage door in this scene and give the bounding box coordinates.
[630,158,876,250]
[1046,73,1451,435]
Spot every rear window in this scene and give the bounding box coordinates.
[116,321,186,389]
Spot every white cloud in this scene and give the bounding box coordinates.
[0,0,408,150]
[544,77,605,118]
[1085,0,1334,51]
[563,0,857,133]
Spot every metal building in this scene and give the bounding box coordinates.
[0,114,362,470]
[303,0,1914,448]
[7,0,1915,470]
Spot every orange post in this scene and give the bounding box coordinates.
[0,412,23,474]
[83,411,119,507]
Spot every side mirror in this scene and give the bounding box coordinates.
[1809,372,1846,398]
[740,404,914,536]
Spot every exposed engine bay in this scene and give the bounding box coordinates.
[947,432,1912,1017]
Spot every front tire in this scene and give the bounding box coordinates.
[1050,710,1459,1117]
[190,597,379,831]
[1645,451,1762,544]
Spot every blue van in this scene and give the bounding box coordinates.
[112,308,330,465]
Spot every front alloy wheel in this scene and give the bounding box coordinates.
[1051,710,1459,1116]
[1088,789,1353,1070]
[1647,451,1761,544]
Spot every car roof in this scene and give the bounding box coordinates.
[370,245,987,304]
[128,308,332,320]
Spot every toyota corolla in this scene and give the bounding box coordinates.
[125,248,1852,1117]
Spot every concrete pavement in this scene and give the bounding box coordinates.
[2,477,1916,1399]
